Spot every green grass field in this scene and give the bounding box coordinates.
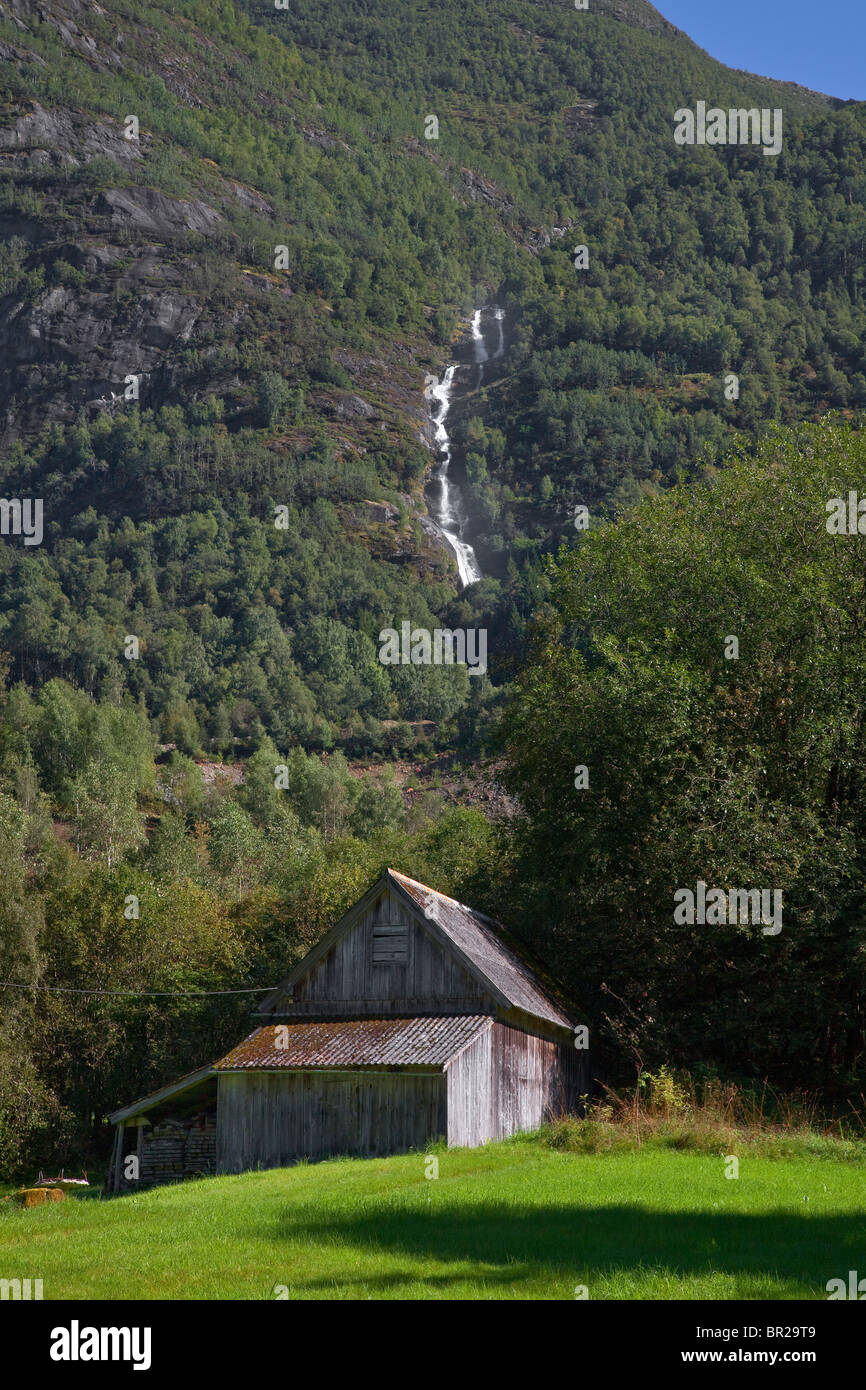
[2,1138,864,1300]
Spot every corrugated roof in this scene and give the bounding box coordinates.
[214,1016,493,1070]
[389,871,572,1030]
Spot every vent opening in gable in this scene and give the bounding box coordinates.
[372,924,408,964]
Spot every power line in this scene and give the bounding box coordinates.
[0,982,276,997]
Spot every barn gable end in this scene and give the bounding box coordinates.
[256,870,573,1037]
[256,877,501,1020]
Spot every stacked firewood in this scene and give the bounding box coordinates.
[137,1114,216,1185]
[140,1123,186,1184]
[184,1116,217,1175]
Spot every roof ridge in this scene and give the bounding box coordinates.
[389,868,508,926]
[388,868,460,903]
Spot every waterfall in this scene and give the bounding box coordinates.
[492,306,505,360]
[425,365,482,588]
[425,306,505,590]
[471,308,488,389]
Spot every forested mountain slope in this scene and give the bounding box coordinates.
[0,0,863,755]
[3,0,866,1172]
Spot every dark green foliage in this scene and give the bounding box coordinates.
[499,420,866,1092]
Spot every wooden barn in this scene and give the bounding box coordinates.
[106,870,586,1190]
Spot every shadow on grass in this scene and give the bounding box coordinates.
[267,1203,866,1293]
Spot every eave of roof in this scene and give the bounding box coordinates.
[108,1064,216,1124]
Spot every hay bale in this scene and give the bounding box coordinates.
[13,1187,65,1207]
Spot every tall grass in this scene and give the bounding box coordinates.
[537,1068,866,1162]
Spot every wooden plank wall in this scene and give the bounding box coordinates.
[446,1027,494,1147]
[216,1070,447,1173]
[285,885,494,1017]
[447,1022,589,1146]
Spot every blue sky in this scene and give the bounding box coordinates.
[657,0,866,101]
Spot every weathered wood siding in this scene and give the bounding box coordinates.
[446,1025,494,1147]
[278,885,495,1017]
[446,1022,588,1146]
[216,1070,447,1173]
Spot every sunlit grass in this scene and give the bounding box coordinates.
[2,1137,863,1300]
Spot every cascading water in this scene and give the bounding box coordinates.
[471,308,488,388]
[425,365,482,587]
[492,306,505,360]
[425,306,505,589]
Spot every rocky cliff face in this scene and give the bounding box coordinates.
[0,5,418,451]
[0,0,652,456]
[0,165,218,438]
